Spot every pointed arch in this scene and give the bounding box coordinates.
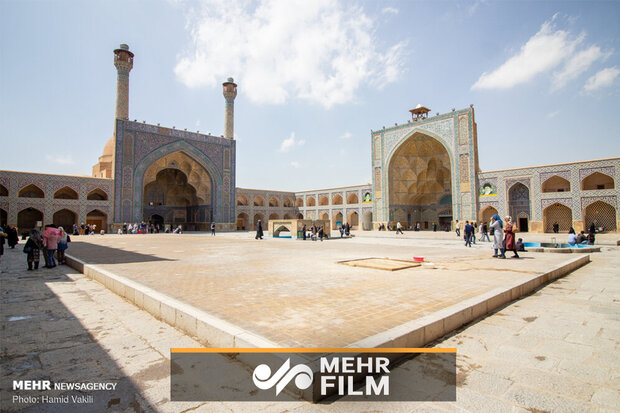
[295,198,303,207]
[87,188,108,200]
[543,203,572,233]
[86,209,108,233]
[541,176,570,193]
[237,195,250,206]
[253,196,266,207]
[346,193,359,204]
[17,207,43,231]
[0,184,8,197]
[54,186,79,200]
[18,184,44,198]
[479,205,498,225]
[306,196,316,207]
[236,212,249,230]
[269,196,280,207]
[581,172,615,191]
[332,194,343,205]
[283,197,294,207]
[584,201,616,232]
[53,208,77,229]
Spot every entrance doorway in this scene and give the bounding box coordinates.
[518,217,529,232]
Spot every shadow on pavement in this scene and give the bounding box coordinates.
[0,247,156,412]
[66,242,176,265]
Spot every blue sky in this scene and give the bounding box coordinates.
[1,0,619,191]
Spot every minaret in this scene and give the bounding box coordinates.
[222,77,237,139]
[114,44,134,120]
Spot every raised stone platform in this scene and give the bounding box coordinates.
[64,233,589,352]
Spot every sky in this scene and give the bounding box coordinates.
[1,0,619,191]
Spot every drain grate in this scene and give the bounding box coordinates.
[338,258,421,271]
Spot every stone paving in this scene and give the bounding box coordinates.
[1,233,618,412]
[64,233,574,348]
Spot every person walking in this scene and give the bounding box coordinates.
[587,227,596,245]
[56,227,69,264]
[455,220,461,237]
[464,221,473,247]
[318,226,324,241]
[503,216,519,258]
[7,226,18,249]
[24,229,42,270]
[490,215,505,258]
[302,224,307,240]
[0,227,7,270]
[339,225,344,238]
[211,222,216,236]
[482,222,491,242]
[42,225,59,268]
[255,220,264,240]
[432,222,437,232]
[396,221,404,235]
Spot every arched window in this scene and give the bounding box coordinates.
[237,195,250,206]
[87,188,108,200]
[18,184,44,198]
[332,194,343,205]
[253,196,266,207]
[541,176,570,193]
[581,172,615,191]
[306,197,316,207]
[319,196,329,206]
[54,186,79,200]
[269,197,280,207]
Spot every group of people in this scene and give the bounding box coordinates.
[0,225,69,271]
[567,224,596,246]
[71,223,98,236]
[301,224,328,241]
[23,225,70,270]
[117,222,190,235]
[487,215,521,259]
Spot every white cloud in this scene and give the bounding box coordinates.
[381,7,398,15]
[339,131,352,140]
[290,161,302,168]
[468,0,487,16]
[45,154,74,165]
[552,45,606,91]
[174,0,406,108]
[584,67,620,92]
[472,17,583,90]
[279,132,305,152]
[547,110,560,118]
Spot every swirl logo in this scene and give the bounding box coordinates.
[252,358,313,395]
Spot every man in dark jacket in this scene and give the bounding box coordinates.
[255,220,263,240]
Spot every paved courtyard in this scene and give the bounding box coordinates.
[65,232,577,348]
[1,231,618,412]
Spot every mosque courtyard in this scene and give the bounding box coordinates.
[63,231,598,349]
[2,230,619,412]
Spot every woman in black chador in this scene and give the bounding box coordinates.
[7,226,18,248]
[255,220,263,240]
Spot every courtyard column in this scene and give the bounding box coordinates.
[114,44,134,120]
[222,78,237,139]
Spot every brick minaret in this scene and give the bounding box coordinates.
[222,77,237,139]
[114,44,134,120]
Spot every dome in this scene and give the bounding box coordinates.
[102,135,115,157]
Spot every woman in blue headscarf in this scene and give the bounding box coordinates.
[489,214,505,258]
